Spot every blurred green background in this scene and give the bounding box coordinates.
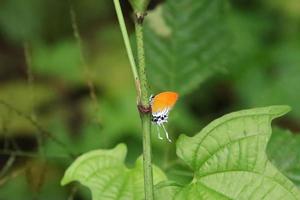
[0,0,300,199]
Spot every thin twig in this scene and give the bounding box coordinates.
[1,108,20,153]
[0,99,76,159]
[24,42,34,89]
[0,153,16,178]
[24,42,48,198]
[69,6,101,124]
[23,42,46,157]
[10,137,21,151]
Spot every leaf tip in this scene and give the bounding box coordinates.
[114,143,128,155]
[269,105,291,119]
[60,174,68,186]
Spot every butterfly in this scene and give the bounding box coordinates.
[150,91,179,142]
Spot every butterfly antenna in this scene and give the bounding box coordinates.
[156,125,163,140]
[162,123,172,143]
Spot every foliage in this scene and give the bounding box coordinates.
[144,0,233,96]
[226,6,300,119]
[267,128,300,187]
[0,162,69,200]
[61,144,166,200]
[232,41,300,119]
[0,82,56,135]
[1,0,300,199]
[0,0,43,42]
[31,41,82,83]
[61,106,300,199]
[156,106,300,199]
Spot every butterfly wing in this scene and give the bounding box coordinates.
[151,92,178,125]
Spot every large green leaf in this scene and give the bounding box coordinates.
[268,128,300,187]
[156,106,300,199]
[144,0,232,95]
[61,144,166,200]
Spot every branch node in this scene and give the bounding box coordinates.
[138,104,151,114]
[135,12,147,24]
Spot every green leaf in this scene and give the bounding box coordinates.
[61,144,166,200]
[156,106,300,199]
[268,128,300,187]
[144,0,232,95]
[154,181,182,200]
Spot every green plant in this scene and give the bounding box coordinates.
[60,0,300,199]
[61,106,300,199]
[156,106,300,199]
[144,0,232,95]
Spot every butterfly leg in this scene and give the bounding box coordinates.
[162,124,172,143]
[156,125,163,140]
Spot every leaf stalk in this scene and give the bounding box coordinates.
[113,0,140,94]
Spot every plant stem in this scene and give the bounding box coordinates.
[135,20,154,200]
[140,113,153,199]
[113,0,140,92]
[135,22,148,106]
[113,0,153,198]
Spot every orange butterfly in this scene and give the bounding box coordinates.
[150,91,179,142]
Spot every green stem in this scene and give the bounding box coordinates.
[113,0,153,199]
[135,20,154,200]
[135,22,149,106]
[113,0,139,90]
[140,112,153,199]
